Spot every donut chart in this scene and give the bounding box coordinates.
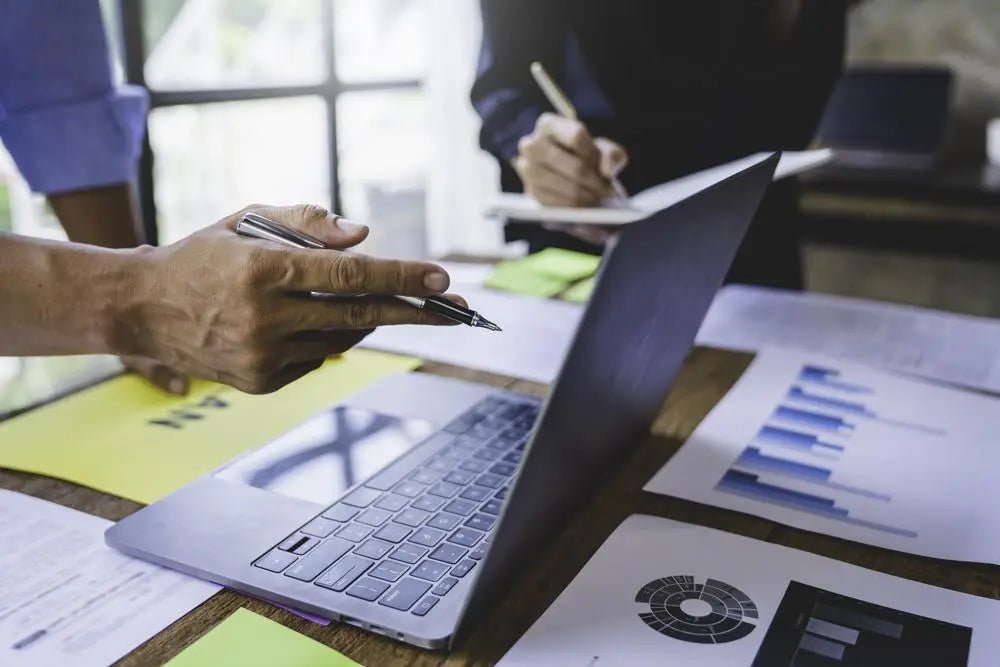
[635,576,758,644]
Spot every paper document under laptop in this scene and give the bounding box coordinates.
[486,149,833,226]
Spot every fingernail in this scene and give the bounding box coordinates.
[336,217,366,233]
[423,272,449,292]
[169,378,187,395]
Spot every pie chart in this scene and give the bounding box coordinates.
[635,576,758,644]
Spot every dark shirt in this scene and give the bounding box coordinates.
[472,0,846,194]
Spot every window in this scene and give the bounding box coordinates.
[120,0,437,257]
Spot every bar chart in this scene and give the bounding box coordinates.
[714,364,933,538]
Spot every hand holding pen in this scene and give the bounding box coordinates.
[511,61,629,208]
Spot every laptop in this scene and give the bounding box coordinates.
[106,153,779,649]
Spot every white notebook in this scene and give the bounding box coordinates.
[486,148,833,225]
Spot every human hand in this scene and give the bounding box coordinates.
[513,112,628,207]
[116,204,464,394]
[121,355,190,395]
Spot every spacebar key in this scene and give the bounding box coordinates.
[365,433,456,491]
[284,537,353,582]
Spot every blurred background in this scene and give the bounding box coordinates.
[0,0,998,308]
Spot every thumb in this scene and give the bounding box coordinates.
[122,355,190,395]
[594,138,629,180]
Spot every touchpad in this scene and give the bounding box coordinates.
[215,406,434,506]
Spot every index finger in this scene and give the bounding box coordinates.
[282,249,451,296]
[539,114,599,163]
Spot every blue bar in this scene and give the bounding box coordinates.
[755,425,845,452]
[774,406,853,432]
[717,470,847,514]
[788,386,874,416]
[797,366,873,394]
[737,447,832,481]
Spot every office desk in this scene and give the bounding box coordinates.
[2,348,998,666]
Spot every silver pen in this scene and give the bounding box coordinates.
[235,212,502,331]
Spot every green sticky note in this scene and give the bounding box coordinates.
[522,248,601,282]
[167,609,361,667]
[561,276,596,304]
[485,248,601,298]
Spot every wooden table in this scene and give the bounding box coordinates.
[3,348,998,665]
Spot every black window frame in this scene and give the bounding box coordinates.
[116,0,422,245]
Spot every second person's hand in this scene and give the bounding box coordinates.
[513,112,628,207]
[115,204,465,394]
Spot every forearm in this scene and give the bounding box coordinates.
[49,182,143,248]
[0,233,143,356]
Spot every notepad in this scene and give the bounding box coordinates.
[486,149,833,225]
[0,350,420,504]
[485,248,601,298]
[165,609,359,667]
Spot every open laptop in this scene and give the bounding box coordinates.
[106,153,779,649]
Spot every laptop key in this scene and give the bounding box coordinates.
[341,486,382,508]
[458,486,490,502]
[465,513,496,532]
[390,543,428,564]
[356,508,392,527]
[345,577,390,602]
[411,495,445,512]
[444,498,477,516]
[432,577,459,596]
[354,539,393,560]
[321,504,358,523]
[283,537,353,582]
[379,578,432,611]
[470,545,487,560]
[451,559,476,578]
[444,470,476,485]
[394,480,426,498]
[409,468,439,485]
[489,462,517,477]
[502,451,522,464]
[459,459,488,473]
[451,435,480,450]
[474,474,504,489]
[429,543,467,565]
[412,596,440,617]
[427,456,460,473]
[369,560,409,582]
[495,487,509,500]
[375,494,409,512]
[428,481,462,499]
[278,534,319,555]
[395,508,430,527]
[473,449,501,462]
[449,527,484,548]
[253,549,297,573]
[315,555,373,592]
[427,512,462,531]
[374,523,412,543]
[481,499,503,515]
[300,517,338,538]
[335,523,372,543]
[411,560,450,582]
[409,526,446,547]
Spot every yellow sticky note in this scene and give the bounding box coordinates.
[166,609,360,667]
[485,248,601,298]
[0,350,420,504]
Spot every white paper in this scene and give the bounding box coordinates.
[0,490,218,666]
[500,515,1000,666]
[362,268,582,383]
[696,284,1000,394]
[645,347,1000,565]
[485,149,832,226]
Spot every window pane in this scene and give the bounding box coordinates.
[149,97,330,243]
[337,89,429,258]
[143,0,325,89]
[334,0,428,82]
[0,146,65,240]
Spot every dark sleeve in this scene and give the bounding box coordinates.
[471,0,570,165]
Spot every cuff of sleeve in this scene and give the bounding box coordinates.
[0,85,149,194]
[480,100,543,163]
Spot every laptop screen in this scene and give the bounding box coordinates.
[455,153,780,636]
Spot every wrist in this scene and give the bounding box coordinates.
[101,244,158,358]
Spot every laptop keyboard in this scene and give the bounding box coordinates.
[252,396,539,616]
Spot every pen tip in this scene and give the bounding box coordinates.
[477,318,502,332]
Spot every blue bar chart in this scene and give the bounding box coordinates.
[713,364,932,538]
